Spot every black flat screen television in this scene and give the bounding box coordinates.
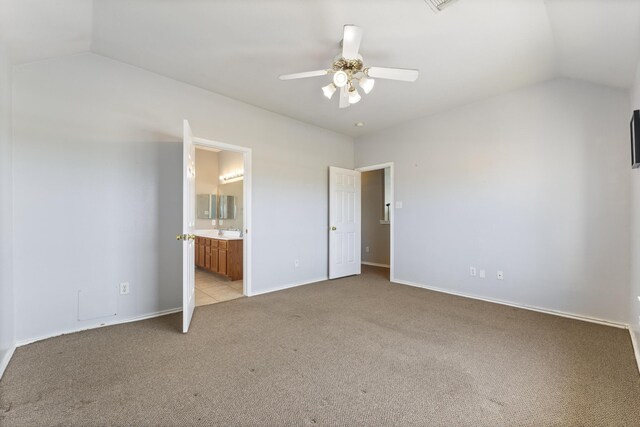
[633,110,640,169]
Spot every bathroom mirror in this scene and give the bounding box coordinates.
[218,195,236,219]
[197,194,217,219]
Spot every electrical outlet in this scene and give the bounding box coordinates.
[294,259,299,268]
[365,246,370,253]
[120,282,130,295]
[497,271,504,280]
[479,269,486,279]
[470,266,477,277]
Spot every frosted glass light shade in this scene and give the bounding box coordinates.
[359,75,375,94]
[322,83,337,99]
[333,70,349,88]
[348,87,361,104]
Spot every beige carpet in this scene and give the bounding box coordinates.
[1,266,639,426]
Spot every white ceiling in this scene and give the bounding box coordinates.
[0,0,92,64]
[2,0,640,136]
[546,0,640,89]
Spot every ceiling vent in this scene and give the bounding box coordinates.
[425,0,458,12]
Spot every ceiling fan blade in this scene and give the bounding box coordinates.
[342,25,363,60]
[339,86,350,109]
[279,70,329,80]
[367,67,419,82]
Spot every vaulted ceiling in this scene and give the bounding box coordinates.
[1,0,639,136]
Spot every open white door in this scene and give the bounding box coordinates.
[329,167,361,279]
[180,120,196,333]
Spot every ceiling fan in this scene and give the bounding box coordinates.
[279,25,419,109]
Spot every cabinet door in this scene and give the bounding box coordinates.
[205,245,211,269]
[197,243,205,268]
[227,241,243,281]
[211,245,219,272]
[218,249,227,275]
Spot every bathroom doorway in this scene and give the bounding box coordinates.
[180,121,252,332]
[193,146,245,306]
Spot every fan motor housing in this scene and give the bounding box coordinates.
[332,58,364,74]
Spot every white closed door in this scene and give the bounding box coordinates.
[181,120,196,333]
[329,167,361,279]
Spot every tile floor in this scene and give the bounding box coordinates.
[195,268,243,306]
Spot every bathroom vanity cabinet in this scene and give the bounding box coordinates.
[195,236,243,281]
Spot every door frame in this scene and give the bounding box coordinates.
[355,162,395,282]
[193,135,253,296]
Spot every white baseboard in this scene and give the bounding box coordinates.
[0,345,16,380]
[248,277,328,297]
[12,276,636,377]
[392,278,627,329]
[16,307,182,347]
[15,276,333,347]
[361,262,390,268]
[630,328,640,375]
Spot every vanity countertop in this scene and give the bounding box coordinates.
[194,230,243,241]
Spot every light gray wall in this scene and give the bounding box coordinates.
[355,78,630,324]
[195,148,218,230]
[361,170,390,266]
[630,62,640,347]
[12,53,353,343]
[0,43,15,373]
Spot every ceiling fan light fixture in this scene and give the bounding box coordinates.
[359,75,375,94]
[348,86,361,104]
[279,25,419,109]
[333,70,349,88]
[322,83,337,99]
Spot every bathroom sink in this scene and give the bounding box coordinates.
[219,230,242,238]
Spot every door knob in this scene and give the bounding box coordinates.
[331,226,337,231]
[176,234,196,241]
